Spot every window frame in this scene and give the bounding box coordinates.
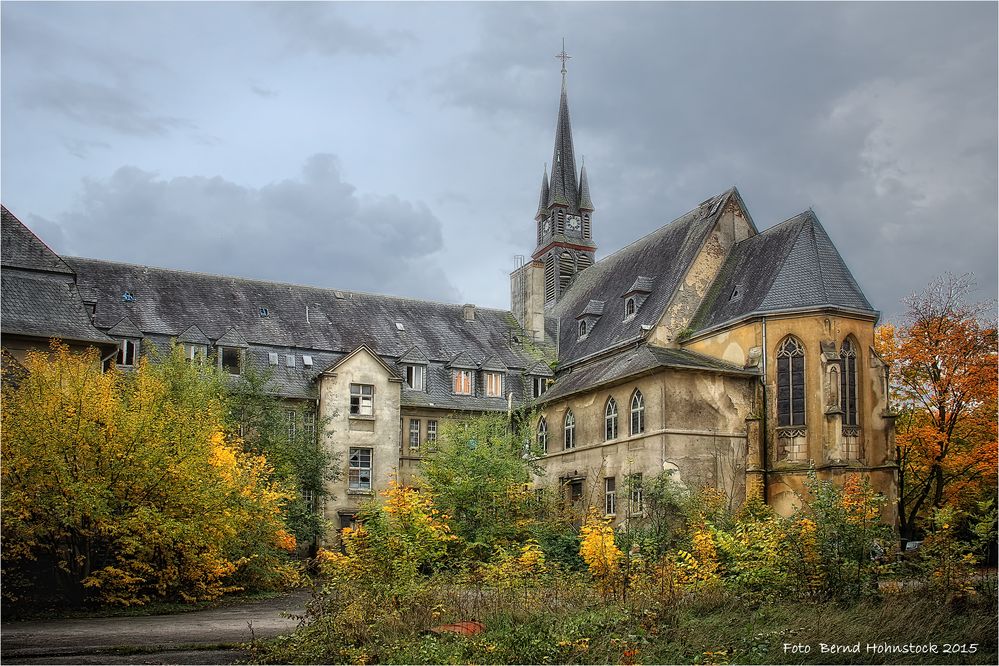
[219,346,242,375]
[452,369,473,395]
[405,364,426,391]
[348,447,373,491]
[485,371,504,398]
[183,343,206,363]
[537,416,548,454]
[629,473,644,512]
[286,408,297,442]
[776,337,806,427]
[630,389,645,435]
[532,375,548,399]
[117,338,139,367]
[578,320,587,339]
[840,338,858,427]
[625,297,636,318]
[564,409,576,450]
[426,419,438,448]
[349,383,375,417]
[604,477,617,516]
[604,397,618,441]
[409,418,421,450]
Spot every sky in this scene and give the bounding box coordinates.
[2,1,996,322]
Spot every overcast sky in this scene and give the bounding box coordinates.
[2,1,996,321]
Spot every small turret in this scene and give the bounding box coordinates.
[535,164,550,221]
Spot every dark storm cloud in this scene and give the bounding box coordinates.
[434,2,998,319]
[36,154,459,303]
[264,2,415,57]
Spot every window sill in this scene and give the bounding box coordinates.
[347,489,374,496]
[349,414,375,421]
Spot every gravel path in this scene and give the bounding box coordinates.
[0,590,309,664]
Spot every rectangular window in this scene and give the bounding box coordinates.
[405,365,426,391]
[349,384,374,416]
[286,409,297,442]
[604,477,617,516]
[220,347,242,375]
[533,376,548,399]
[184,343,206,363]
[117,339,138,366]
[426,419,438,448]
[286,354,296,368]
[453,369,472,395]
[348,447,372,491]
[302,488,316,512]
[304,410,316,443]
[630,473,644,512]
[485,371,503,397]
[569,479,584,504]
[409,418,421,449]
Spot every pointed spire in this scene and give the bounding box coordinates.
[578,159,593,211]
[535,163,550,220]
[547,41,578,211]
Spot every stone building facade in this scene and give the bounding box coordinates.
[0,61,897,531]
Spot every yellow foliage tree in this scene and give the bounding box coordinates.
[1,343,292,606]
[579,510,623,598]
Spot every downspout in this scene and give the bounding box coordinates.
[760,317,769,502]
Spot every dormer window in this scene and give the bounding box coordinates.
[219,347,242,375]
[184,343,207,363]
[485,371,503,398]
[405,364,426,391]
[532,376,548,399]
[625,298,636,318]
[453,369,473,395]
[578,320,588,339]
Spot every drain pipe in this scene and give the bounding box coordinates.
[760,317,770,502]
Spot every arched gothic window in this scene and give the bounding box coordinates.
[630,389,645,435]
[840,338,858,426]
[537,416,548,454]
[776,337,806,426]
[625,298,636,318]
[604,397,618,440]
[564,409,576,450]
[578,321,587,338]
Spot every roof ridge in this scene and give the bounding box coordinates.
[64,255,515,315]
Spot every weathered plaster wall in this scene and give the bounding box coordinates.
[534,367,755,521]
[510,260,546,341]
[317,349,402,526]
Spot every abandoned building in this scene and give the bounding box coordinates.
[0,60,897,528]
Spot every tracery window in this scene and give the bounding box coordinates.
[776,337,806,426]
[630,389,645,435]
[840,338,858,427]
[604,397,618,440]
[564,409,576,450]
[537,416,548,454]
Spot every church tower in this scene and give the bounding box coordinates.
[511,44,595,340]
[532,46,596,304]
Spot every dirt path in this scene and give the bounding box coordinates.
[0,590,309,664]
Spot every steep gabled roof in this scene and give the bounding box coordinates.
[691,210,877,334]
[479,354,508,372]
[177,324,211,345]
[398,345,429,365]
[0,271,114,345]
[1,206,73,275]
[322,344,401,380]
[447,350,478,369]
[552,188,741,367]
[547,71,579,212]
[216,327,249,348]
[107,316,144,338]
[525,359,555,378]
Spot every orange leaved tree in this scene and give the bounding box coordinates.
[875,274,998,541]
[1,343,293,606]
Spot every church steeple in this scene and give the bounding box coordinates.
[530,41,596,306]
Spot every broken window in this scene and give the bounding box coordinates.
[532,376,548,399]
[219,347,242,375]
[405,364,426,391]
[485,371,503,397]
[350,383,374,416]
[184,343,206,363]
[453,369,473,395]
[348,447,372,491]
[117,339,138,367]
[630,389,645,435]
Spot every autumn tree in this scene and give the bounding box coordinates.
[875,274,998,541]
[1,343,295,607]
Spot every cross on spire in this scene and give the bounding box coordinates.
[556,38,570,74]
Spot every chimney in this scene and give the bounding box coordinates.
[463,304,476,321]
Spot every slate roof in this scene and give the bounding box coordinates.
[107,317,144,338]
[1,206,73,275]
[691,210,877,334]
[177,324,211,345]
[547,72,580,212]
[65,257,539,371]
[551,188,744,367]
[401,361,524,412]
[1,271,114,345]
[539,343,757,405]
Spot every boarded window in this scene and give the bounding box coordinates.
[776,337,806,426]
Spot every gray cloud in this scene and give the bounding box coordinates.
[264,3,415,57]
[60,137,111,160]
[39,154,459,303]
[433,2,998,319]
[250,84,279,98]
